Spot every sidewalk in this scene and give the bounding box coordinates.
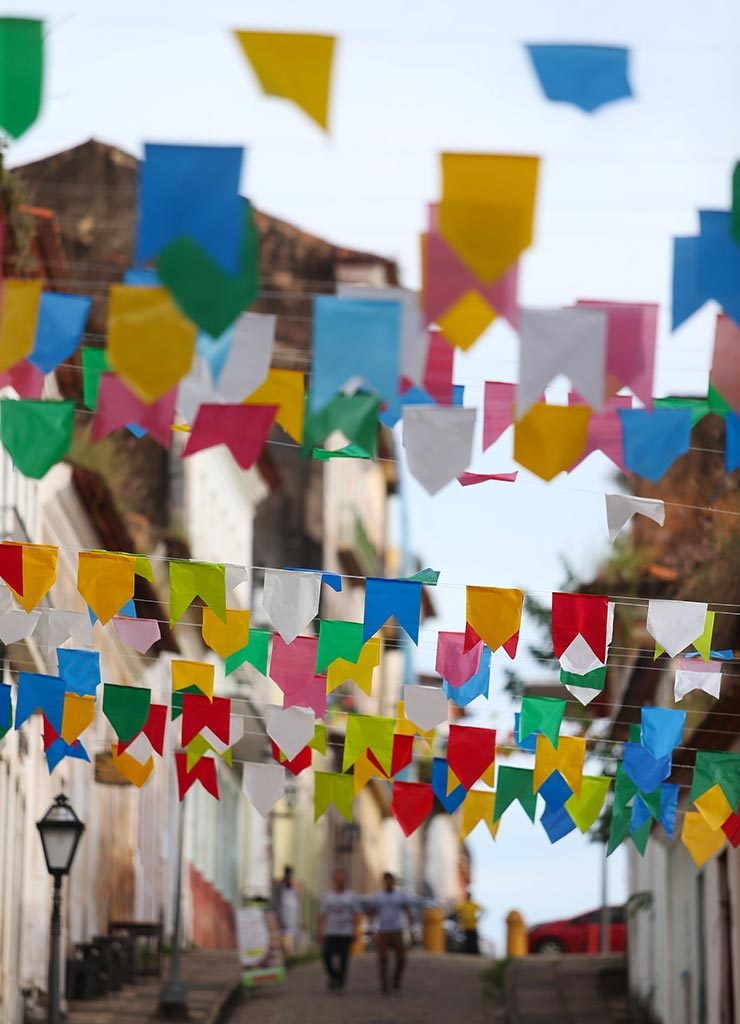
[505,954,633,1024]
[67,950,241,1024]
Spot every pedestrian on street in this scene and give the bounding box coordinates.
[317,868,360,993]
[455,890,483,955]
[368,872,413,995]
[278,866,301,954]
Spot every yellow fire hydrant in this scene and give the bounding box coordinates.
[506,910,528,957]
[422,906,445,953]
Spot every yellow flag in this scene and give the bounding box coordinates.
[460,790,500,841]
[481,762,495,788]
[107,285,197,402]
[245,369,305,442]
[0,280,42,372]
[465,586,523,653]
[437,290,496,351]
[77,551,136,624]
[565,776,611,833]
[8,542,58,612]
[353,752,379,794]
[534,734,586,797]
[694,784,733,831]
[111,745,155,788]
[326,638,380,696]
[186,735,232,771]
[514,404,591,481]
[682,810,726,867]
[172,660,215,701]
[61,694,95,744]
[234,31,335,131]
[396,700,435,746]
[438,154,539,283]
[202,607,251,659]
[447,766,462,796]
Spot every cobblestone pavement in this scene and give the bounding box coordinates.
[232,952,499,1024]
[505,955,633,1024]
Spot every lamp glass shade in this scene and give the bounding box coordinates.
[37,796,85,876]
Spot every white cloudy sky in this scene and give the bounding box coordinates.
[9,0,740,949]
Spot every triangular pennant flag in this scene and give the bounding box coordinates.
[234,31,335,131]
[494,766,537,822]
[316,620,364,674]
[694,785,733,832]
[366,734,414,781]
[182,404,277,470]
[77,552,136,625]
[111,745,155,787]
[526,44,632,113]
[0,399,74,479]
[432,757,467,814]
[169,560,226,627]
[175,752,219,800]
[552,592,609,663]
[533,735,586,797]
[102,683,151,744]
[113,616,161,654]
[0,609,40,644]
[447,724,496,790]
[265,705,315,761]
[623,743,672,793]
[180,694,231,748]
[513,403,591,481]
[391,781,434,836]
[171,660,215,702]
[362,578,422,645]
[283,674,327,720]
[605,494,665,542]
[641,707,685,760]
[314,771,354,823]
[245,368,305,442]
[0,280,42,371]
[464,586,523,655]
[15,673,64,731]
[269,635,319,695]
[402,684,449,732]
[520,695,566,749]
[93,374,177,448]
[60,693,95,745]
[565,776,611,833]
[682,810,726,867]
[689,751,740,811]
[402,406,476,495]
[443,647,492,707]
[460,790,499,840]
[263,569,322,644]
[395,700,435,746]
[326,637,380,696]
[540,803,577,843]
[619,408,692,482]
[0,543,24,594]
[674,658,723,702]
[242,762,286,816]
[343,714,395,776]
[201,607,250,659]
[6,543,57,613]
[225,627,271,677]
[646,600,708,659]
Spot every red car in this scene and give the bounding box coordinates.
[527,906,627,954]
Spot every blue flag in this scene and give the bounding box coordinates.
[57,649,101,696]
[29,292,92,374]
[16,673,64,731]
[541,802,576,843]
[526,44,632,113]
[443,647,491,707]
[641,706,685,760]
[619,408,692,482]
[623,742,672,793]
[726,412,740,473]
[362,578,422,644]
[431,757,467,813]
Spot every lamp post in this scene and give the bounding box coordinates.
[36,794,85,1024]
[158,799,188,1018]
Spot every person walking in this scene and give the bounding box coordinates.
[317,868,360,992]
[455,890,483,954]
[368,872,413,994]
[277,866,300,954]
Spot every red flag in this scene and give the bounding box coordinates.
[119,703,168,757]
[182,404,277,469]
[447,724,496,790]
[93,374,177,448]
[391,781,433,836]
[551,593,609,662]
[0,542,23,594]
[271,740,312,775]
[175,752,219,800]
[368,734,414,778]
[723,812,740,848]
[180,694,231,747]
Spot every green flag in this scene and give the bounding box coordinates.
[407,567,440,586]
[690,751,740,810]
[0,18,43,139]
[169,559,226,626]
[157,204,260,338]
[102,683,151,743]
[312,443,371,460]
[225,628,271,676]
[559,665,606,691]
[613,765,638,809]
[303,393,379,459]
[0,399,74,479]
[607,801,632,856]
[631,820,652,856]
[343,714,395,775]
[493,766,537,823]
[81,347,111,410]
[314,771,354,823]
[316,620,364,673]
[520,694,566,748]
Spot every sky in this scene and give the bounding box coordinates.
[8,0,740,952]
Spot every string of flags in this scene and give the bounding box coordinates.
[0,538,737,861]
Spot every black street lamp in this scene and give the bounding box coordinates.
[36,794,85,1024]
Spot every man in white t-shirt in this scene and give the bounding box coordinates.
[368,872,412,994]
[317,868,360,992]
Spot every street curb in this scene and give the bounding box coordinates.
[202,976,243,1024]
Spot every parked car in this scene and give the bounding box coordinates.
[527,905,627,954]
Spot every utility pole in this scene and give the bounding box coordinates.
[600,843,610,954]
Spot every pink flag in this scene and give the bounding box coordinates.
[436,630,482,688]
[458,471,518,486]
[283,674,327,719]
[93,373,177,447]
[112,616,161,654]
[576,300,658,409]
[0,360,44,398]
[710,315,740,412]
[483,382,516,451]
[423,208,519,328]
[422,332,454,405]
[569,393,632,471]
[269,635,319,696]
[182,403,277,469]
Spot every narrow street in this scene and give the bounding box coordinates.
[229,952,501,1024]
